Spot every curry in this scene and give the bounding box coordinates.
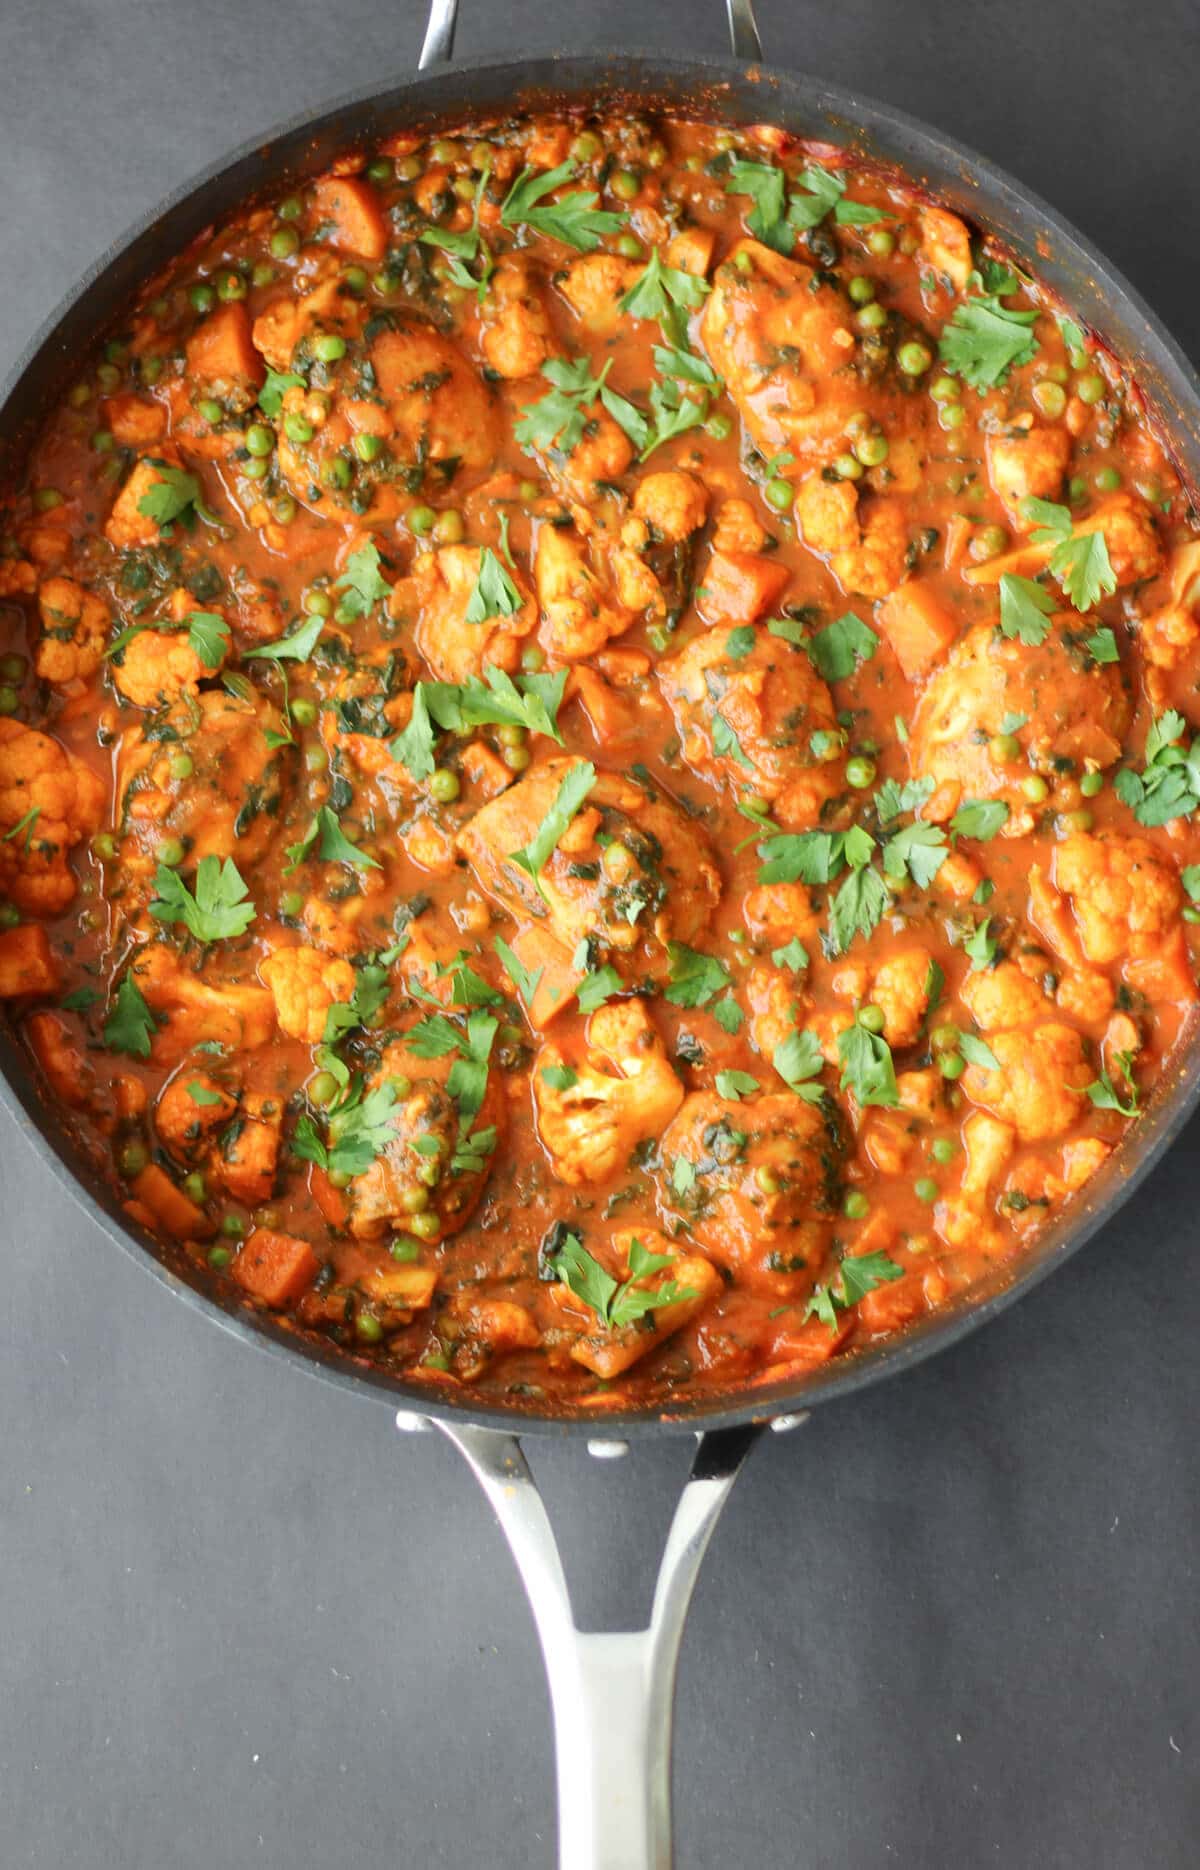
[1,110,1197,1409]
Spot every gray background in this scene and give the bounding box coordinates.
[2,1,1199,1864]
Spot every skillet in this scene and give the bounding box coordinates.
[2,0,1199,1861]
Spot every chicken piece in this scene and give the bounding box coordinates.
[742,882,819,949]
[457,758,720,966]
[658,625,840,824]
[251,272,364,372]
[795,475,908,599]
[606,541,665,618]
[130,943,276,1057]
[936,1111,1015,1253]
[35,576,109,684]
[666,227,715,278]
[104,451,188,551]
[699,240,856,462]
[870,949,936,1048]
[0,924,59,997]
[534,525,632,661]
[959,961,1051,1033]
[632,470,708,543]
[659,1089,841,1287]
[111,627,215,709]
[477,256,558,379]
[217,1089,283,1205]
[117,689,294,874]
[986,427,1072,525]
[370,317,500,476]
[260,945,358,1043]
[553,1227,721,1378]
[557,253,641,333]
[919,206,973,293]
[155,1070,237,1162]
[388,543,538,685]
[961,1022,1091,1143]
[346,1057,507,1243]
[0,720,104,915]
[1053,831,1184,967]
[534,1000,684,1184]
[910,621,1130,822]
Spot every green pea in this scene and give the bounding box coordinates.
[408,1209,440,1240]
[833,453,864,481]
[327,1167,353,1190]
[189,283,215,314]
[314,333,347,363]
[867,227,895,257]
[1032,380,1066,419]
[989,733,1020,764]
[520,644,546,671]
[1075,372,1106,406]
[118,1140,148,1179]
[353,431,383,462]
[90,430,114,453]
[433,509,464,545]
[309,1070,339,1107]
[1064,808,1094,833]
[157,837,186,866]
[848,275,876,305]
[390,1236,422,1262]
[271,495,297,525]
[251,261,275,288]
[0,902,19,930]
[858,1003,886,1033]
[243,422,274,458]
[0,654,24,685]
[1022,774,1049,803]
[705,412,733,441]
[930,375,960,403]
[367,157,394,184]
[896,341,933,377]
[1094,466,1122,492]
[323,455,352,491]
[400,1185,430,1214]
[429,767,460,803]
[408,503,437,536]
[1067,474,1089,503]
[931,1138,958,1165]
[341,265,369,295]
[846,755,876,789]
[356,1310,384,1343]
[940,404,966,430]
[91,831,118,861]
[469,141,494,170]
[452,174,477,203]
[197,396,223,426]
[972,524,1009,562]
[914,1177,938,1204]
[615,233,644,260]
[502,744,531,772]
[284,412,313,445]
[497,723,526,748]
[843,1190,870,1220]
[853,433,889,468]
[168,753,194,780]
[220,1212,247,1238]
[243,457,268,481]
[1080,771,1104,798]
[280,890,305,918]
[217,270,246,302]
[394,155,422,182]
[931,1025,960,1053]
[290,696,317,727]
[430,138,459,164]
[270,226,300,260]
[207,1245,232,1269]
[276,194,302,220]
[732,249,754,276]
[139,356,164,386]
[856,301,888,331]
[303,588,332,616]
[764,476,794,512]
[610,169,640,201]
[304,743,328,774]
[183,1171,208,1203]
[570,130,602,162]
[67,383,92,408]
[333,600,357,625]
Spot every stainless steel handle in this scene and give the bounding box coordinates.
[418,0,763,68]
[399,1412,766,1868]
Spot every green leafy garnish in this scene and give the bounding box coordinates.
[322,963,391,1047]
[509,761,596,894]
[804,1250,904,1331]
[389,684,438,781]
[550,1232,699,1331]
[882,820,949,889]
[958,1032,1001,1071]
[149,855,256,943]
[420,165,494,300]
[938,295,1040,389]
[243,614,325,663]
[1113,711,1200,827]
[964,917,1000,971]
[1085,626,1119,664]
[618,247,710,325]
[712,995,745,1034]
[293,1076,403,1179]
[515,354,610,453]
[998,573,1054,645]
[837,1013,898,1108]
[103,973,158,1059]
[136,460,209,533]
[575,965,623,1014]
[465,546,523,625]
[258,369,306,419]
[500,162,625,251]
[1087,1053,1139,1116]
[184,610,230,670]
[493,935,543,1010]
[186,1080,224,1106]
[1023,499,1117,613]
[541,1064,579,1091]
[664,943,732,1008]
[725,159,791,251]
[772,1029,825,1102]
[805,611,879,684]
[951,799,1010,841]
[771,937,809,973]
[334,542,391,619]
[715,1069,759,1100]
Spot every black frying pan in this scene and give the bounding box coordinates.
[2,2,1199,1861]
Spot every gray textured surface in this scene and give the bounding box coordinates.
[2,2,1199,1864]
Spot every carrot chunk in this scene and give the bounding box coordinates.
[233,1227,320,1306]
[697,551,791,627]
[185,302,264,388]
[0,925,59,997]
[310,175,389,261]
[129,1164,207,1241]
[875,579,958,679]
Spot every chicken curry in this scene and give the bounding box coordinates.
[1,111,1198,1409]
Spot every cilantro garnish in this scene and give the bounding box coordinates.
[322,963,391,1048]
[938,295,1040,389]
[420,165,495,300]
[515,355,610,454]
[804,1249,904,1331]
[664,943,732,1008]
[389,685,438,781]
[805,611,879,684]
[998,573,1053,645]
[882,820,949,889]
[465,546,523,625]
[618,247,710,333]
[136,460,211,533]
[293,1076,403,1179]
[549,1232,698,1331]
[185,611,230,670]
[508,761,596,894]
[1022,498,1117,613]
[771,937,809,973]
[1087,1052,1139,1116]
[334,542,391,619]
[951,799,1010,840]
[500,163,625,251]
[1113,711,1200,826]
[103,973,158,1059]
[772,1029,825,1102]
[243,614,325,663]
[576,965,623,1013]
[715,1069,759,1100]
[149,856,256,943]
[963,917,1000,971]
[837,1011,898,1107]
[258,369,306,419]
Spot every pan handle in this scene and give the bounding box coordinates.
[401,1413,770,1868]
[418,0,764,69]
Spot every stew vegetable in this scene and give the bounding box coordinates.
[2,111,1197,1407]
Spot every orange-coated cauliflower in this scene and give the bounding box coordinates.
[986,427,1071,524]
[534,524,632,661]
[557,253,641,332]
[936,1111,1015,1253]
[959,962,1052,1033]
[870,948,936,1048]
[111,628,215,709]
[1053,831,1183,966]
[632,471,708,543]
[795,476,908,598]
[533,999,684,1185]
[260,944,358,1043]
[0,719,104,914]
[35,577,109,684]
[129,942,276,1058]
[477,256,558,379]
[390,543,537,684]
[961,1022,1092,1143]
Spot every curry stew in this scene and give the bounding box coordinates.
[2,112,1197,1408]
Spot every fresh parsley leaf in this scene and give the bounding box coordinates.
[725,159,791,251]
[826,864,889,956]
[494,935,543,1009]
[59,985,101,1013]
[242,614,325,663]
[1087,1054,1139,1116]
[322,963,391,1047]
[1052,529,1117,613]
[334,542,391,619]
[149,855,256,943]
[576,965,623,1013]
[186,1079,224,1106]
[184,610,230,670]
[964,917,999,971]
[1085,626,1119,664]
[103,973,158,1058]
[258,369,306,419]
[1182,865,1200,903]
[711,711,754,771]
[874,776,935,826]
[958,1032,1000,1071]
[508,761,596,893]
[772,1028,825,1101]
[324,1077,403,1177]
[804,1248,904,1329]
[757,828,845,885]
[715,1069,759,1100]
[515,355,609,454]
[725,625,756,660]
[424,665,567,742]
[136,460,207,532]
[500,162,625,251]
[550,1231,698,1331]
[834,197,894,226]
[785,164,844,233]
[664,943,732,1008]
[805,611,878,683]
[998,573,1054,645]
[420,165,494,299]
[938,295,1040,389]
[317,806,380,869]
[390,683,438,780]
[837,1015,898,1107]
[951,799,1010,840]
[618,247,710,323]
[671,1155,697,1195]
[1023,497,1073,544]
[465,546,522,625]
[712,994,745,1034]
[541,1064,579,1091]
[771,937,809,973]
[882,820,948,889]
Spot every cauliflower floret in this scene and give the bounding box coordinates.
[370,316,500,475]
[477,256,558,379]
[659,1089,841,1286]
[745,963,805,1065]
[557,253,641,332]
[552,1226,722,1379]
[260,944,358,1042]
[0,558,36,600]
[1094,496,1163,585]
[111,628,215,709]
[390,543,538,685]
[155,1070,237,1160]
[104,451,187,551]
[711,498,767,556]
[218,1088,284,1204]
[558,405,636,501]
[936,1111,1015,1252]
[457,758,720,967]
[534,525,632,661]
[0,720,104,914]
[1138,542,1200,674]
[1053,831,1183,966]
[346,1057,507,1243]
[0,924,59,997]
[795,476,908,598]
[870,948,935,1048]
[35,576,108,684]
[658,625,840,823]
[251,271,363,372]
[130,943,276,1058]
[632,471,708,543]
[961,1022,1091,1143]
[533,999,684,1185]
[986,427,1071,524]
[959,962,1051,1032]
[742,882,819,948]
[910,621,1130,818]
